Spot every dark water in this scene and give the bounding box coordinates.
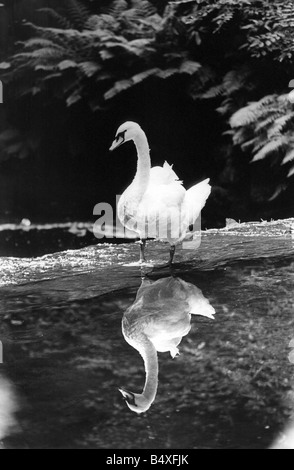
[0,231,294,449]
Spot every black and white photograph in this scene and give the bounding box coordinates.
[0,0,294,451]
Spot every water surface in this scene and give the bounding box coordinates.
[0,229,294,449]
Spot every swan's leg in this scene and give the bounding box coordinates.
[169,245,176,266]
[140,239,147,263]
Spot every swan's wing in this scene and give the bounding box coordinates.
[150,162,183,186]
[163,161,183,183]
[142,302,192,354]
[184,178,211,226]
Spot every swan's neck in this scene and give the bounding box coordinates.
[132,131,151,195]
[138,335,158,406]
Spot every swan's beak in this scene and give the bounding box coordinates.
[118,388,137,406]
[201,310,215,320]
[190,302,216,320]
[119,388,133,401]
[110,136,124,152]
[198,308,216,320]
[119,388,127,398]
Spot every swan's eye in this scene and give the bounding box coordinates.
[125,392,137,407]
[116,130,127,142]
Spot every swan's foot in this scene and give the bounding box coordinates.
[170,348,180,359]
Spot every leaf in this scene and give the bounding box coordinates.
[157,68,178,79]
[35,64,56,71]
[78,61,101,77]
[269,112,294,135]
[0,62,11,70]
[282,148,294,165]
[230,95,279,128]
[251,138,287,162]
[23,38,59,49]
[66,0,90,30]
[201,84,225,99]
[38,8,73,29]
[66,91,82,107]
[230,103,260,127]
[269,184,286,201]
[104,68,161,100]
[58,60,78,70]
[128,38,152,48]
[179,60,201,75]
[255,112,286,132]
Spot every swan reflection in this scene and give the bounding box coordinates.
[271,338,294,449]
[119,276,215,414]
[0,375,19,448]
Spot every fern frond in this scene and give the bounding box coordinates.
[232,127,249,145]
[104,68,161,100]
[252,134,272,152]
[179,60,201,75]
[78,61,101,77]
[22,38,60,49]
[230,102,261,128]
[282,148,294,165]
[157,68,178,79]
[38,8,73,29]
[230,95,279,128]
[268,112,294,135]
[57,60,78,70]
[130,0,157,17]
[105,0,128,17]
[288,166,294,178]
[66,0,90,30]
[223,69,248,94]
[269,184,287,201]
[240,137,259,151]
[201,84,225,99]
[85,14,117,32]
[251,137,287,162]
[255,112,286,133]
[66,89,82,107]
[14,47,68,61]
[216,98,235,116]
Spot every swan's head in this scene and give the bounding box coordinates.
[118,388,152,414]
[110,122,142,151]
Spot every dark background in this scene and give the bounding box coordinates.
[0,0,294,229]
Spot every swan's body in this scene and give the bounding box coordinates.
[110,122,211,264]
[119,277,215,414]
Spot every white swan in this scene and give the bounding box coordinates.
[110,122,212,264]
[119,276,215,414]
